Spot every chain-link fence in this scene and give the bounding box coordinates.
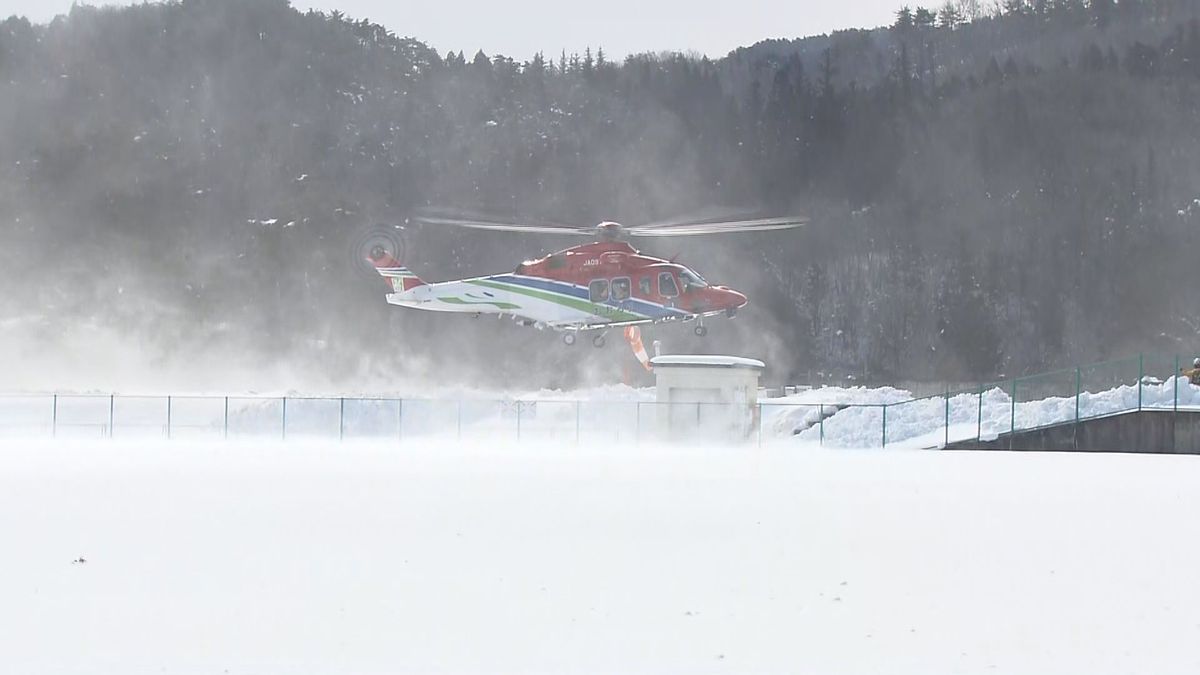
[2,353,1196,448]
[876,352,1200,448]
[0,395,785,446]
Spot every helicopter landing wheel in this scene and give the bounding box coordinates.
[592,333,606,348]
[563,332,577,346]
[694,324,708,337]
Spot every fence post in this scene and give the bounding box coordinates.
[757,402,762,448]
[339,397,345,441]
[944,387,950,448]
[166,396,172,440]
[819,407,824,446]
[52,394,58,438]
[635,402,640,445]
[1080,365,1089,422]
[281,397,287,441]
[109,394,115,439]
[977,386,983,442]
[224,396,229,440]
[397,399,403,445]
[1137,353,1144,412]
[1009,379,1017,450]
[1175,354,1180,413]
[882,404,887,448]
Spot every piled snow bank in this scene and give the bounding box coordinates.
[762,386,912,438]
[799,377,1200,449]
[4,441,1200,674]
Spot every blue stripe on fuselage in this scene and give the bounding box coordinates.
[490,274,690,319]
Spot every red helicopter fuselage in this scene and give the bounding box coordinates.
[514,241,748,319]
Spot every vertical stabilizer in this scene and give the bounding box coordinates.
[368,248,426,293]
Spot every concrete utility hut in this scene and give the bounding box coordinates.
[649,355,765,441]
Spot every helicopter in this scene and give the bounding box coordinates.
[367,209,806,348]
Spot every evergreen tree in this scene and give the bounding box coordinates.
[914,6,938,29]
[938,2,965,29]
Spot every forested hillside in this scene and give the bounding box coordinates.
[1,0,1198,390]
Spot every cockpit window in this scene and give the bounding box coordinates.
[680,268,708,291]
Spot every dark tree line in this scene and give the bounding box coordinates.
[1,0,1198,390]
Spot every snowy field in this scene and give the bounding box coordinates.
[5,439,1200,674]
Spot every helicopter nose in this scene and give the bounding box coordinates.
[717,286,747,309]
[728,288,748,308]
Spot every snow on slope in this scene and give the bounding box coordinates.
[3,440,1200,674]
[762,385,912,438]
[797,377,1200,449]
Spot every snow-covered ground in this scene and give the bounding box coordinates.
[4,440,1200,674]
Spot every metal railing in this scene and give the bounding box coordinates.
[0,395,796,446]
[876,352,1200,448]
[1,353,1195,449]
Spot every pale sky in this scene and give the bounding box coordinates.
[1,0,899,60]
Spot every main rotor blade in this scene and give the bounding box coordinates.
[412,208,592,235]
[637,207,761,230]
[627,216,808,237]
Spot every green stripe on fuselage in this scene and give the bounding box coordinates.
[437,296,522,310]
[468,278,645,322]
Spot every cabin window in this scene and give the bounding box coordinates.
[638,276,652,296]
[611,277,631,302]
[658,272,679,298]
[588,278,609,303]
